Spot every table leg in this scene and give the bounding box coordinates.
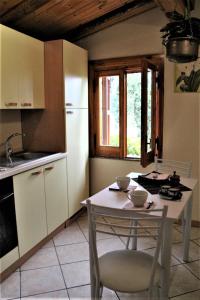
[183,196,192,262]
[131,220,138,250]
[160,219,173,300]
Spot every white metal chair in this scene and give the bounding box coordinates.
[86,199,168,300]
[154,156,192,178]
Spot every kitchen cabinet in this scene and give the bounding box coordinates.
[13,158,68,256]
[44,159,68,234]
[66,109,89,217]
[0,24,44,109]
[21,40,89,217]
[63,40,88,108]
[13,166,47,256]
[0,247,19,273]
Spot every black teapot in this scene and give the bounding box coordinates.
[168,171,180,186]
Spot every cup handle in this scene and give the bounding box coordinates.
[127,193,131,200]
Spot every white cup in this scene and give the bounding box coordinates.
[127,190,148,207]
[116,176,130,190]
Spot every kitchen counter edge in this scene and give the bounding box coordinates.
[0,153,67,180]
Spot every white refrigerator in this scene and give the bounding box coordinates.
[63,40,89,217]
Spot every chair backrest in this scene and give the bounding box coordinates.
[154,156,192,178]
[86,200,168,289]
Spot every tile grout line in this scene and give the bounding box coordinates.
[169,288,200,299]
[20,288,68,299]
[19,266,22,300]
[171,262,200,283]
[52,238,70,299]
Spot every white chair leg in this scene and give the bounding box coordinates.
[148,286,160,300]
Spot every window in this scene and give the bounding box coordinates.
[89,55,164,167]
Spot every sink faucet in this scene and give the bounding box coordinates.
[0,132,25,165]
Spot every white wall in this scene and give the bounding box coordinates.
[77,6,200,222]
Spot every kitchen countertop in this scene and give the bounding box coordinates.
[0,152,67,180]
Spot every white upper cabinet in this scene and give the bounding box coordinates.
[0,25,45,109]
[63,40,88,108]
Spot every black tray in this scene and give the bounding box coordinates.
[133,174,191,195]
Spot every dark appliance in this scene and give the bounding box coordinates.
[0,177,18,258]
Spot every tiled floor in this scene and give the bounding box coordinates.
[1,213,200,300]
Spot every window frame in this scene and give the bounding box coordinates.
[89,55,164,167]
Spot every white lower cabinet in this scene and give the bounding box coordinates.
[44,159,68,234]
[13,166,47,256]
[0,247,19,273]
[13,158,68,257]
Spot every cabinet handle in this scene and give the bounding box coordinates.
[66,111,74,114]
[66,103,73,106]
[5,102,18,107]
[31,171,42,175]
[44,166,54,171]
[21,102,32,107]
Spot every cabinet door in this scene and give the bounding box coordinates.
[0,24,45,109]
[18,32,45,109]
[63,41,88,108]
[0,25,20,108]
[18,33,34,108]
[66,109,89,217]
[44,158,68,234]
[13,167,47,256]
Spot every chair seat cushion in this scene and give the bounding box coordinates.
[99,249,161,293]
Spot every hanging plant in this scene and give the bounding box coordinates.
[160,5,200,63]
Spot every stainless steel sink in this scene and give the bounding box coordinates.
[13,152,53,160]
[0,152,55,168]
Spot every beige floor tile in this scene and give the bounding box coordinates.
[56,242,89,264]
[1,271,20,300]
[193,238,200,246]
[97,237,125,256]
[184,260,200,279]
[53,222,86,246]
[169,265,200,297]
[21,289,69,299]
[143,248,180,266]
[137,236,157,250]
[21,266,65,297]
[61,261,90,288]
[176,226,200,240]
[172,229,183,243]
[78,216,113,241]
[172,241,200,262]
[170,290,200,300]
[190,227,200,240]
[21,247,59,271]
[68,284,118,299]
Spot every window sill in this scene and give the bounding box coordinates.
[90,155,140,162]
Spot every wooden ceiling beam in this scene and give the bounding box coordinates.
[64,0,156,42]
[0,0,51,24]
[154,0,195,15]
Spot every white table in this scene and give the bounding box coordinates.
[82,172,197,299]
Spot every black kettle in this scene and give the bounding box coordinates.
[168,171,180,186]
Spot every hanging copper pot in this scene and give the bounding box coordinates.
[166,37,199,63]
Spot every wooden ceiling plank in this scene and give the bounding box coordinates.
[1,0,52,24]
[65,0,156,42]
[0,0,24,17]
[14,0,141,37]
